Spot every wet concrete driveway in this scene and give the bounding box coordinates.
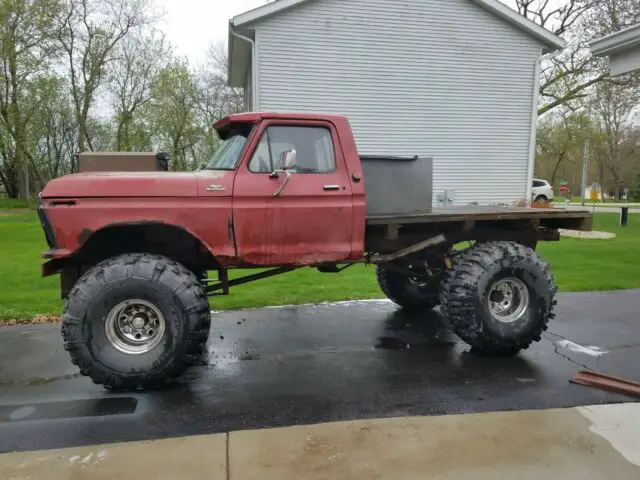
[1,290,639,453]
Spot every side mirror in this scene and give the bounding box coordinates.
[280,149,297,170]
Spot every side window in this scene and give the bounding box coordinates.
[248,132,272,173]
[533,180,544,188]
[248,125,336,174]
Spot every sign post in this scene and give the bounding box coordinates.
[580,140,589,206]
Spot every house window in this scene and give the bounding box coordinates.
[248,126,336,174]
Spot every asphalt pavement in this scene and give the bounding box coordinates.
[1,290,639,454]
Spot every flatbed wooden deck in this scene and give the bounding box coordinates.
[366,206,593,231]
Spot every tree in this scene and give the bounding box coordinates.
[28,75,77,180]
[144,59,201,170]
[108,29,170,150]
[590,79,640,195]
[202,41,244,118]
[586,0,640,35]
[0,123,18,198]
[55,0,159,152]
[514,0,640,116]
[85,116,115,152]
[0,0,61,199]
[629,169,640,201]
[535,110,598,192]
[513,0,603,115]
[193,41,245,162]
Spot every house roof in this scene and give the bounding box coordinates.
[590,23,640,57]
[228,0,566,86]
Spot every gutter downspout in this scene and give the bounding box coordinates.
[525,49,544,204]
[526,48,563,202]
[541,48,563,62]
[230,26,257,111]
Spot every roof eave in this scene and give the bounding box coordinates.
[470,0,565,53]
[232,0,310,27]
[227,22,235,87]
[227,24,253,88]
[590,23,640,57]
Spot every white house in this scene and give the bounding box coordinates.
[590,23,640,76]
[227,0,564,205]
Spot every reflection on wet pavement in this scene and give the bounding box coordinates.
[1,290,639,453]
[0,398,138,424]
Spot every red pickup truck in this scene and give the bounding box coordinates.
[38,112,592,390]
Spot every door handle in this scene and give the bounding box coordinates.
[323,185,341,191]
[272,170,292,197]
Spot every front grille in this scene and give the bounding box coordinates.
[37,195,56,248]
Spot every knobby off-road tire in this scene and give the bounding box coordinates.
[439,241,557,357]
[62,253,211,390]
[376,266,440,310]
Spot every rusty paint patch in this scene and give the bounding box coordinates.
[571,370,640,399]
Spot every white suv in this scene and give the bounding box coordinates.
[532,179,554,203]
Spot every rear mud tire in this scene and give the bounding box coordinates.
[440,241,556,357]
[62,253,211,391]
[376,266,440,311]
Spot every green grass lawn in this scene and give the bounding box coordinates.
[0,197,37,210]
[568,196,640,206]
[1,211,639,321]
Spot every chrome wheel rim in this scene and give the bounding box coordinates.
[488,277,529,323]
[105,299,166,355]
[408,276,428,288]
[406,264,431,288]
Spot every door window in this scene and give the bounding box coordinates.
[248,125,336,174]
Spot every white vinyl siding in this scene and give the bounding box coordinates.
[248,0,542,206]
[609,48,640,76]
[244,62,253,111]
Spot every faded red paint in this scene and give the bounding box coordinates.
[39,112,366,270]
[42,197,234,262]
[213,112,350,134]
[43,171,199,198]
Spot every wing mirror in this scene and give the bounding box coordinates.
[280,149,297,170]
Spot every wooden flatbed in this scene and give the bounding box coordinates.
[366,206,593,231]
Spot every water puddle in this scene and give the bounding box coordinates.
[0,397,138,424]
[375,337,410,350]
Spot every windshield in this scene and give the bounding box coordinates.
[205,134,249,170]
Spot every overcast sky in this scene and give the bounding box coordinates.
[154,0,545,66]
[156,0,265,66]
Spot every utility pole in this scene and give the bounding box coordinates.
[580,138,589,206]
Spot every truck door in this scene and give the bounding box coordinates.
[232,120,353,265]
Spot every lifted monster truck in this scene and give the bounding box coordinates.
[38,112,592,390]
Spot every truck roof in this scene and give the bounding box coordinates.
[214,111,349,130]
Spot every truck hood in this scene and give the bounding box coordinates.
[41,171,199,198]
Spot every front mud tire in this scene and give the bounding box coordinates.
[376,266,440,311]
[62,253,211,390]
[440,241,556,357]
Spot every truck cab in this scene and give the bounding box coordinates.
[39,113,365,279]
[204,112,365,265]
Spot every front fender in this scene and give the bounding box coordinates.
[40,197,236,272]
